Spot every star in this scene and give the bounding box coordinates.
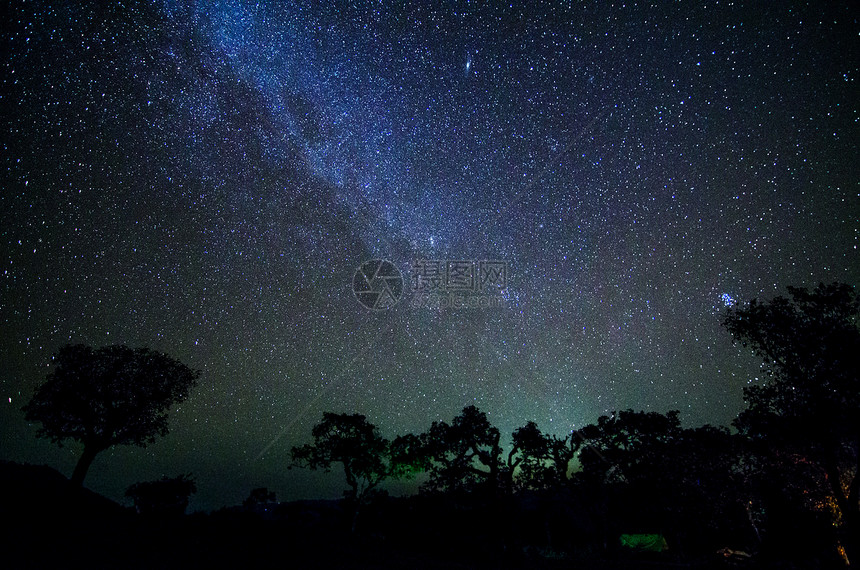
[1,0,855,511]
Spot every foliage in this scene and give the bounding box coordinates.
[125,474,197,516]
[22,344,200,485]
[244,487,277,508]
[418,405,502,495]
[573,409,682,485]
[505,421,572,491]
[723,283,859,540]
[570,409,754,548]
[723,282,860,441]
[388,432,429,479]
[291,412,392,504]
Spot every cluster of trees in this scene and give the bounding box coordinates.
[18,282,858,564]
[290,406,750,546]
[290,283,859,563]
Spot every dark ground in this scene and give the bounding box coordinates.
[0,462,832,569]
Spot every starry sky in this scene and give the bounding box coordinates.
[2,1,857,511]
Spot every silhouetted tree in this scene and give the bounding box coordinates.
[572,410,762,552]
[546,431,576,488]
[504,421,572,492]
[572,410,736,551]
[126,474,196,516]
[501,421,577,552]
[419,405,502,495]
[667,425,759,550]
[22,344,200,486]
[723,282,859,562]
[573,409,682,485]
[292,412,400,532]
[244,487,277,508]
[504,421,550,492]
[292,413,388,501]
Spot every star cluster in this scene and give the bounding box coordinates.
[2,1,857,510]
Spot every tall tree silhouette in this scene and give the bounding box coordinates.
[291,413,390,502]
[419,405,502,495]
[723,282,859,562]
[22,344,199,486]
[292,412,406,532]
[504,421,572,491]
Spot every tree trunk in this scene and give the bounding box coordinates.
[70,445,100,486]
[823,449,858,566]
[351,503,360,534]
[845,437,860,525]
[745,500,762,544]
[839,450,860,567]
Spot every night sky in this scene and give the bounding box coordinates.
[2,1,857,511]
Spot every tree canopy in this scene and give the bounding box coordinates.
[291,412,421,532]
[291,412,392,504]
[505,421,572,491]
[418,405,502,495]
[723,282,859,560]
[125,474,197,516]
[22,344,200,485]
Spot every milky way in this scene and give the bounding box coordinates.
[2,1,857,510]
